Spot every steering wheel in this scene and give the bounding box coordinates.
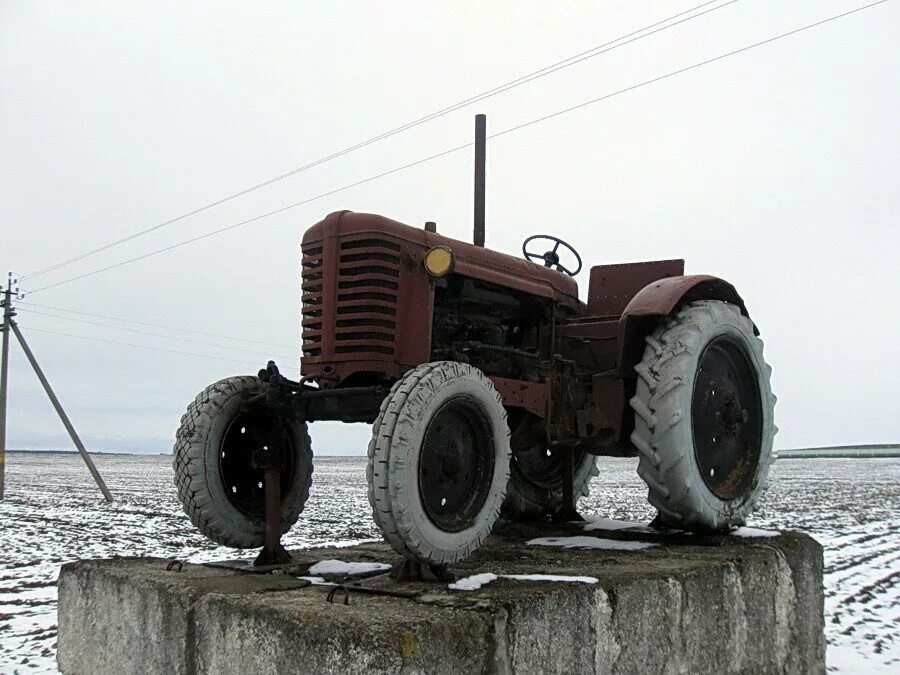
[522,235,582,276]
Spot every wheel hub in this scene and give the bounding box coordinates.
[720,395,749,434]
[219,410,295,517]
[691,335,763,500]
[418,397,495,532]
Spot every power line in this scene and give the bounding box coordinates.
[20,0,737,281]
[28,0,890,295]
[489,1,891,140]
[23,326,284,368]
[29,142,473,292]
[17,308,296,361]
[18,300,295,349]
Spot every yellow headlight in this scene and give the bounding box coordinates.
[423,246,454,277]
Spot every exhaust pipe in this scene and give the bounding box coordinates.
[474,114,486,247]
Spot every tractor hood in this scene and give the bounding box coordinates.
[304,211,581,310]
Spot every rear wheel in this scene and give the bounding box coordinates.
[630,300,776,531]
[367,362,511,565]
[502,447,598,521]
[173,376,313,548]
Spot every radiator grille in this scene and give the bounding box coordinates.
[334,238,399,355]
[301,244,323,358]
[301,238,400,360]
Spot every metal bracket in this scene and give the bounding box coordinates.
[326,583,422,604]
[389,559,456,583]
[252,360,387,424]
[252,465,291,567]
[552,444,584,522]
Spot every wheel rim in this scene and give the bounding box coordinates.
[418,396,495,532]
[691,335,763,500]
[219,410,296,518]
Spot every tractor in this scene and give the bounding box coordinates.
[173,117,776,574]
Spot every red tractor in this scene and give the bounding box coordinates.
[173,118,776,573]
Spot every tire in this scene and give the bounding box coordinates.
[367,362,511,565]
[502,448,599,521]
[630,300,776,531]
[173,376,313,548]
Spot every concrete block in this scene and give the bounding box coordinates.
[57,522,825,674]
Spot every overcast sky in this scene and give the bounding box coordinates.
[1,0,897,456]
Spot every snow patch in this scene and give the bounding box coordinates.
[527,535,658,550]
[298,576,328,585]
[732,527,780,538]
[448,573,498,591]
[583,517,655,533]
[448,572,599,591]
[307,559,391,575]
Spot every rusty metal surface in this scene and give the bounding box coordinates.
[619,274,746,320]
[555,319,619,388]
[301,210,580,384]
[586,259,684,317]
[253,469,291,566]
[488,376,550,418]
[589,375,626,439]
[389,558,455,583]
[555,445,583,522]
[301,212,432,383]
[555,317,618,340]
[614,275,752,377]
[304,211,580,305]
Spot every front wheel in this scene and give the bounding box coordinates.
[173,376,313,548]
[367,362,511,565]
[630,300,776,531]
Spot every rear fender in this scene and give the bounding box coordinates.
[615,275,754,377]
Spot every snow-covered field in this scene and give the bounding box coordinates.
[0,452,897,673]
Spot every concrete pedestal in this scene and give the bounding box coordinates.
[57,521,824,673]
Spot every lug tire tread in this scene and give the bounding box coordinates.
[173,376,313,548]
[629,301,776,531]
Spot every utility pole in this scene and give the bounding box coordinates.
[0,275,12,499]
[0,273,112,502]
